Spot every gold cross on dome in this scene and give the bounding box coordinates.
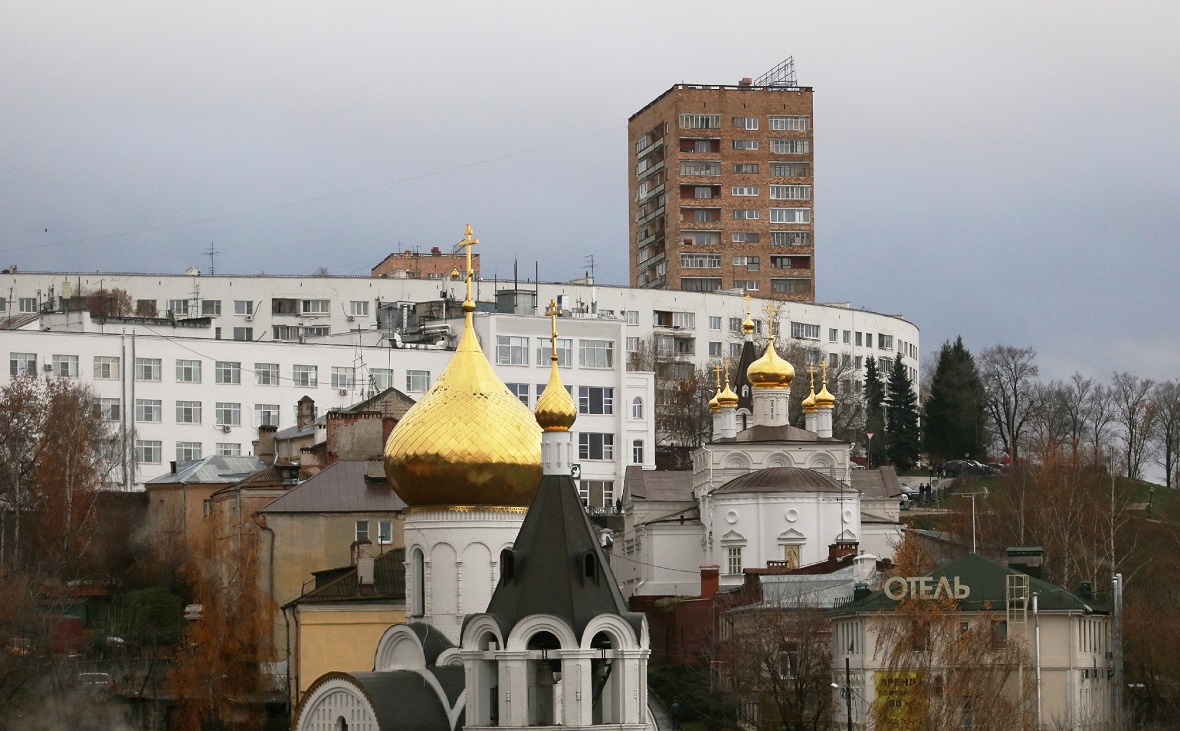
[722,356,732,387]
[713,362,723,392]
[821,358,829,385]
[457,224,479,301]
[807,364,817,391]
[545,299,561,359]
[744,293,752,319]
[762,301,781,338]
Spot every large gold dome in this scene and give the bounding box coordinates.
[747,337,795,390]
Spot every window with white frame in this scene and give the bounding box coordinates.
[331,367,355,389]
[631,397,644,420]
[732,116,759,130]
[18,298,38,314]
[771,231,812,246]
[734,280,759,291]
[727,546,744,575]
[355,520,370,541]
[215,361,241,384]
[865,334,873,348]
[681,277,722,292]
[681,253,721,269]
[53,354,79,378]
[682,230,721,246]
[506,383,530,406]
[679,113,720,129]
[201,300,221,316]
[301,299,329,315]
[496,336,528,365]
[578,340,614,369]
[632,440,645,465]
[708,316,722,330]
[829,329,838,343]
[709,341,723,357]
[578,386,614,415]
[378,519,393,544]
[94,398,121,421]
[176,442,202,463]
[733,255,760,271]
[731,139,759,150]
[680,160,721,176]
[293,364,318,387]
[216,443,241,456]
[730,342,742,358]
[536,337,572,367]
[577,480,615,509]
[625,336,640,353]
[732,186,760,196]
[843,330,852,344]
[133,357,160,381]
[135,440,162,464]
[769,115,810,130]
[578,433,614,460]
[369,368,394,392]
[732,232,760,243]
[176,401,202,424]
[791,322,820,340]
[135,399,162,423]
[732,209,759,220]
[233,327,253,341]
[770,208,811,224]
[350,301,369,317]
[254,363,279,386]
[167,299,189,316]
[732,163,759,174]
[255,404,280,427]
[93,356,120,380]
[770,162,810,178]
[625,310,640,326]
[673,311,695,329]
[769,185,811,200]
[234,300,254,316]
[215,402,241,427]
[879,334,894,350]
[405,370,429,393]
[176,360,201,383]
[771,139,810,154]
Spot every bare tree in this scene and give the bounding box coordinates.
[1060,373,1093,465]
[1151,380,1180,489]
[85,287,133,318]
[1084,382,1116,468]
[1027,380,1070,463]
[1111,372,1157,480]
[980,345,1041,464]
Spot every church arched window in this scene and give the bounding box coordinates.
[631,397,644,420]
[411,548,425,616]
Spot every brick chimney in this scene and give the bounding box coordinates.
[297,396,316,429]
[700,564,720,600]
[356,539,374,589]
[256,424,277,463]
[828,540,859,561]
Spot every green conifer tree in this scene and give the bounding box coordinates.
[923,337,988,463]
[886,354,921,470]
[864,356,887,467]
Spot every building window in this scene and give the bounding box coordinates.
[732,116,759,130]
[679,113,720,129]
[733,256,760,271]
[135,399,162,423]
[355,520,370,541]
[734,280,758,291]
[791,322,820,340]
[829,329,838,343]
[770,208,811,224]
[201,300,221,316]
[673,311,696,329]
[18,298,38,314]
[93,356,120,380]
[731,139,759,150]
[680,160,721,176]
[680,253,721,269]
[255,404,280,427]
[536,337,573,367]
[770,162,810,177]
[727,547,743,575]
[732,209,759,220]
[215,443,240,456]
[682,230,721,246]
[215,361,241,385]
[578,433,614,461]
[771,231,812,246]
[135,439,162,464]
[233,327,254,341]
[730,342,742,358]
[625,310,640,326]
[843,330,852,344]
[732,163,759,174]
[731,186,759,196]
[769,185,811,200]
[215,402,241,427]
[378,520,393,545]
[369,368,393,392]
[94,398,121,421]
[301,299,330,315]
[703,316,720,331]
[176,401,202,424]
[135,357,161,381]
[53,354,79,378]
[770,115,810,130]
[770,139,810,154]
[167,299,189,316]
[771,278,812,295]
[732,232,760,243]
[879,334,894,350]
[681,277,722,292]
[350,301,369,317]
[234,300,254,316]
[507,383,530,406]
[578,340,614,369]
[577,480,615,509]
[176,442,202,463]
[496,336,529,365]
[405,370,430,393]
[578,386,614,415]
[866,334,874,349]
[255,363,279,386]
[331,367,355,389]
[625,336,639,353]
[631,397,644,420]
[293,365,318,387]
[176,360,201,383]
[709,341,723,357]
[632,440,644,465]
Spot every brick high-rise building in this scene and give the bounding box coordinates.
[629,62,815,301]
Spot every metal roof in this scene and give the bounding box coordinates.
[712,424,846,444]
[623,466,693,502]
[144,455,266,485]
[714,466,847,494]
[263,460,407,513]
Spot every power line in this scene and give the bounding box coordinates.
[3,124,622,256]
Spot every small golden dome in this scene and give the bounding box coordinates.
[535,358,576,432]
[708,390,721,413]
[717,383,739,408]
[747,337,795,389]
[815,382,835,409]
[802,388,818,414]
[742,314,755,335]
[384,226,541,508]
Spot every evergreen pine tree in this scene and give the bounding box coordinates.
[864,356,887,467]
[923,337,988,463]
[885,354,921,470]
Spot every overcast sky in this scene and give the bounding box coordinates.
[2,1,1177,383]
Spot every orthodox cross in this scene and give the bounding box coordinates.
[457,224,479,302]
[545,299,561,362]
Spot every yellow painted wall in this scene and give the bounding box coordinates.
[294,606,406,698]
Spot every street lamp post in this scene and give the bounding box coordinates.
[866,432,874,470]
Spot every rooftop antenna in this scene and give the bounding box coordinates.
[753,56,798,88]
[583,254,596,282]
[205,243,219,275]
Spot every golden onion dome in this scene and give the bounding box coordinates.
[708,390,721,413]
[815,382,836,409]
[535,354,577,432]
[802,388,818,414]
[747,337,795,389]
[743,314,755,335]
[384,227,541,508]
[717,383,739,409]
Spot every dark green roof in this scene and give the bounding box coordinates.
[832,553,1106,617]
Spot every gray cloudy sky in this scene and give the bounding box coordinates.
[2,1,1178,383]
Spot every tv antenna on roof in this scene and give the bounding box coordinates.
[583,254,596,282]
[205,243,219,275]
[753,56,798,88]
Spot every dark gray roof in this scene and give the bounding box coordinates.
[274,421,318,441]
[624,466,693,502]
[478,474,644,642]
[262,460,407,513]
[851,465,900,499]
[734,338,757,412]
[714,424,846,444]
[308,671,457,731]
[288,548,406,606]
[145,455,266,485]
[714,466,847,494]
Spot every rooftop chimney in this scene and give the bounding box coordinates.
[257,424,277,463]
[355,539,375,589]
[738,77,753,87]
[1006,547,1044,580]
[297,396,316,429]
[700,564,720,600]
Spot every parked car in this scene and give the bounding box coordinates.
[943,460,993,478]
[76,672,113,692]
